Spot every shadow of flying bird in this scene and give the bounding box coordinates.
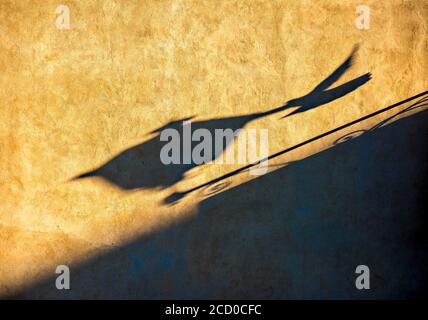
[277,45,372,118]
[72,46,371,191]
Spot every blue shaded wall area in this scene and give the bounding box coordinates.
[15,110,428,299]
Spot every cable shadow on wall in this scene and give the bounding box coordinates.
[165,90,428,204]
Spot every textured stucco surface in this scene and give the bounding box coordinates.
[0,0,427,298]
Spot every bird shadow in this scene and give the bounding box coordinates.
[72,45,371,192]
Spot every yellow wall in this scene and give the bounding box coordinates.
[0,0,427,296]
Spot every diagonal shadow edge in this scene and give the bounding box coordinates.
[7,91,428,299]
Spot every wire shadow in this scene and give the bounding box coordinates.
[165,90,428,204]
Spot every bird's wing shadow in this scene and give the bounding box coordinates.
[319,72,372,104]
[281,72,372,119]
[311,45,359,93]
